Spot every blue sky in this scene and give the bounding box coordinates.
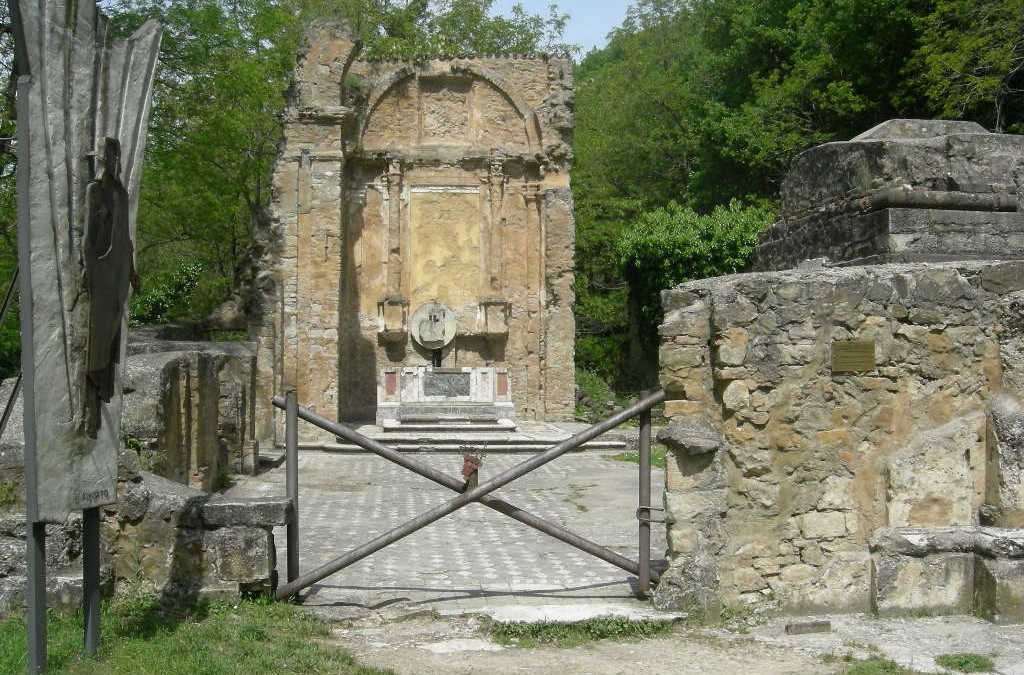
[489,0,635,56]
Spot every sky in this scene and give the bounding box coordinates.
[489,0,635,56]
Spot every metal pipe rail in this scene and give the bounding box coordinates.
[272,389,666,599]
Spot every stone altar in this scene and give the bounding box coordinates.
[376,365,515,429]
[249,24,576,443]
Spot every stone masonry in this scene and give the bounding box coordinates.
[249,24,576,443]
[655,121,1024,621]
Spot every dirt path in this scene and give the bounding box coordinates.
[328,615,843,675]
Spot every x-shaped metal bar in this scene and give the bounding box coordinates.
[273,391,665,599]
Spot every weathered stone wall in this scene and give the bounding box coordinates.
[754,120,1024,271]
[105,451,287,601]
[0,450,286,615]
[123,330,260,488]
[251,24,575,442]
[655,260,1024,615]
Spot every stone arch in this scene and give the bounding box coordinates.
[359,62,541,155]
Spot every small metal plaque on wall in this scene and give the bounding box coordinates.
[831,340,876,373]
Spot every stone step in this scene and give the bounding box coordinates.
[277,422,637,454]
[313,438,627,453]
[381,420,517,433]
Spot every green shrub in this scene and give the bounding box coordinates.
[935,652,995,673]
[574,367,616,422]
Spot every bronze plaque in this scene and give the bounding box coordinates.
[831,340,876,373]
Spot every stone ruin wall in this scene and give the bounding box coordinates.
[251,25,576,441]
[658,262,1024,614]
[656,121,1024,621]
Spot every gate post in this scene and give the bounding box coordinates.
[638,390,652,595]
[285,390,299,585]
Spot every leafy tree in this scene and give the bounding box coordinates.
[573,0,1023,389]
[910,0,1024,133]
[615,200,774,354]
[130,262,204,326]
[105,0,573,325]
[0,5,20,379]
[108,0,302,322]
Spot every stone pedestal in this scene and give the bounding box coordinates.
[376,366,514,429]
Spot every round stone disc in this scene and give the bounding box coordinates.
[410,301,457,350]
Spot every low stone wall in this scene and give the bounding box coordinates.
[106,451,288,600]
[0,451,288,615]
[654,260,1024,617]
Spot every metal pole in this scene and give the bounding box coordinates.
[638,390,652,595]
[82,507,100,655]
[0,372,23,440]
[272,396,659,588]
[274,390,666,599]
[0,266,18,327]
[26,521,46,674]
[285,390,299,585]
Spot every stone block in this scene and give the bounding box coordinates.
[778,552,873,613]
[657,420,723,456]
[721,380,750,412]
[203,497,291,528]
[799,511,848,540]
[975,556,1024,624]
[204,527,273,585]
[989,395,1024,525]
[873,552,975,617]
[974,528,1024,559]
[887,412,985,527]
[652,553,720,615]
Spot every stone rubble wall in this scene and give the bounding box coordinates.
[105,451,288,601]
[0,328,267,613]
[654,260,1024,616]
[0,450,287,615]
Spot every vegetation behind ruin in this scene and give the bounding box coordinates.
[0,0,1021,397]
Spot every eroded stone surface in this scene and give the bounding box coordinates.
[244,24,575,442]
[754,120,1024,271]
[658,260,1023,615]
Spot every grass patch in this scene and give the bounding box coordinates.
[611,443,667,469]
[483,616,676,648]
[0,591,390,675]
[0,480,17,507]
[842,658,920,675]
[563,483,594,513]
[934,653,995,672]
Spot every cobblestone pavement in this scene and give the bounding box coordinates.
[227,449,667,619]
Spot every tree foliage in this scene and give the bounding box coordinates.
[616,200,774,339]
[910,0,1024,133]
[110,0,301,321]
[573,0,1023,389]
[102,0,573,324]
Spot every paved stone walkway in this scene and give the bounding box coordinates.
[227,449,667,620]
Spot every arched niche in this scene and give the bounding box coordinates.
[360,64,540,155]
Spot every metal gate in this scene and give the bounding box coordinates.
[272,389,667,600]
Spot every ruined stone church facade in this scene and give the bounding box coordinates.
[250,25,576,441]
